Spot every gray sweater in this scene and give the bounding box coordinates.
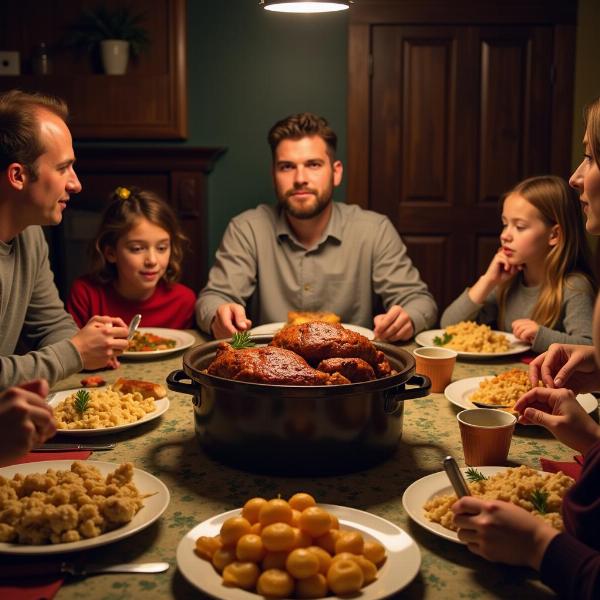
[0,226,82,388]
[196,202,437,334]
[440,273,595,353]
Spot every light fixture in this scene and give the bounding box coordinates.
[260,1,352,14]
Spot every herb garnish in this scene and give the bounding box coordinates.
[530,489,549,514]
[74,389,90,415]
[433,332,453,346]
[465,467,488,483]
[231,331,256,350]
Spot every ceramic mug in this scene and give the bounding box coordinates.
[457,408,517,466]
[413,346,458,393]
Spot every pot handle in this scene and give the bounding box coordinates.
[383,374,431,414]
[166,370,197,395]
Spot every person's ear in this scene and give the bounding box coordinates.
[6,163,27,190]
[332,160,343,187]
[104,246,117,263]
[549,225,561,247]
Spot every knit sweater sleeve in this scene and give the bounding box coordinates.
[540,533,600,599]
[531,274,595,352]
[440,288,499,328]
[0,227,82,388]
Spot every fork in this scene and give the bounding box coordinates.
[471,401,512,409]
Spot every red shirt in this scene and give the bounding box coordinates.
[66,276,196,329]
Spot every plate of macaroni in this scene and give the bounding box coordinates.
[402,465,574,543]
[176,503,421,600]
[122,327,195,359]
[444,374,598,415]
[0,460,170,554]
[415,323,530,359]
[48,382,169,436]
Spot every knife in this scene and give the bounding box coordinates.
[31,443,116,452]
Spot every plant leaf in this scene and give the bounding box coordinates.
[74,389,91,415]
[530,489,549,514]
[433,332,453,346]
[231,331,256,350]
[465,467,487,483]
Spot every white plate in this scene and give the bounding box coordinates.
[0,460,169,554]
[404,466,529,543]
[415,329,530,359]
[177,504,421,600]
[122,327,195,359]
[249,322,375,340]
[444,376,598,415]
[47,387,170,437]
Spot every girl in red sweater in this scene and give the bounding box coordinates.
[67,186,196,329]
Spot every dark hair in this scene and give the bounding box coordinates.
[584,96,600,169]
[90,186,188,285]
[267,112,337,159]
[0,89,69,179]
[497,175,597,328]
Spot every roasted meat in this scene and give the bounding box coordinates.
[317,357,376,382]
[207,342,350,385]
[271,322,392,377]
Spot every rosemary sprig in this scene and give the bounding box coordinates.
[433,332,453,346]
[231,331,256,350]
[530,489,549,514]
[73,389,91,415]
[465,467,488,483]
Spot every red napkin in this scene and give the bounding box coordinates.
[540,455,583,481]
[0,451,92,600]
[520,351,538,365]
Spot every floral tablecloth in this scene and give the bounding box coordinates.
[22,335,598,599]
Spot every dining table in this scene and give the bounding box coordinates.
[5,330,597,600]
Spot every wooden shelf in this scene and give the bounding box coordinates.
[0,0,187,140]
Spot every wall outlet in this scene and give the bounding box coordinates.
[0,51,20,75]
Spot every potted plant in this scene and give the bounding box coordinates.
[64,4,150,75]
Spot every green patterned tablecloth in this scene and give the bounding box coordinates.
[26,334,598,598]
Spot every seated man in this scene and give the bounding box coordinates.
[196,112,437,341]
[0,90,129,387]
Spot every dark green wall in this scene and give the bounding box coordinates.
[186,0,348,262]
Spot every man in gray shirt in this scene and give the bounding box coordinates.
[196,112,437,341]
[0,90,129,388]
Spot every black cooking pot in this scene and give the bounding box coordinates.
[167,335,430,475]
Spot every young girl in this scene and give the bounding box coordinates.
[67,186,196,329]
[440,175,597,353]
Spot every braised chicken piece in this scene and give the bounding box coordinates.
[207,342,350,385]
[317,357,376,382]
[271,322,392,378]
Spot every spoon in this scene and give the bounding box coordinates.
[471,401,512,409]
[127,313,142,339]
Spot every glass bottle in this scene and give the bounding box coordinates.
[32,42,51,75]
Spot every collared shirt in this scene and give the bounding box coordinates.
[196,202,437,334]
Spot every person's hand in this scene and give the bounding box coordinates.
[514,387,600,454]
[70,316,129,371]
[512,318,539,344]
[0,379,55,465]
[451,496,559,569]
[528,343,600,392]
[373,305,414,341]
[468,250,521,304]
[211,303,252,339]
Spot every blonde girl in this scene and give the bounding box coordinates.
[67,186,196,329]
[441,175,597,352]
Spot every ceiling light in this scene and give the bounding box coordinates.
[260,1,352,14]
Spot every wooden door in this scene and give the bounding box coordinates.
[368,24,554,310]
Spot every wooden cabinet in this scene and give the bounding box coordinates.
[348,0,577,311]
[0,0,187,139]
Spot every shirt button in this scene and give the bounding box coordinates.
[304,284,311,292]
